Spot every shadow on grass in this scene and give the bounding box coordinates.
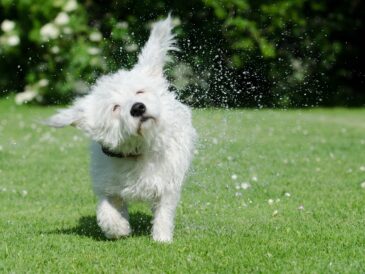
[49,212,152,241]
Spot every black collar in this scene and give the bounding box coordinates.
[101,146,141,159]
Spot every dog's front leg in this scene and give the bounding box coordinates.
[151,192,180,243]
[96,196,131,239]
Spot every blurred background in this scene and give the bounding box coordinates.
[0,0,363,108]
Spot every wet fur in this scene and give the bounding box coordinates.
[46,16,196,242]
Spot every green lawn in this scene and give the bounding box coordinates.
[1,97,364,273]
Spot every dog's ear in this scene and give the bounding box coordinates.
[135,14,177,76]
[43,105,84,128]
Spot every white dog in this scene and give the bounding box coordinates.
[46,16,196,243]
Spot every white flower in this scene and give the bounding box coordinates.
[361,182,365,189]
[89,31,102,42]
[73,135,81,141]
[38,79,49,87]
[64,0,78,12]
[172,17,181,26]
[252,176,258,182]
[40,23,60,40]
[7,35,20,46]
[272,210,278,216]
[240,182,251,190]
[51,46,60,54]
[55,12,70,25]
[116,21,128,29]
[15,89,37,105]
[125,43,138,52]
[284,192,291,197]
[63,27,72,34]
[298,205,304,210]
[1,20,15,32]
[87,47,100,55]
[231,174,237,180]
[268,199,274,205]
[73,80,89,94]
[360,166,365,171]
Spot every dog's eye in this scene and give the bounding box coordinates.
[112,104,121,112]
[136,90,144,95]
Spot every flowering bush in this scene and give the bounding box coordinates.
[0,0,109,104]
[0,0,363,107]
[0,0,135,104]
[0,0,189,105]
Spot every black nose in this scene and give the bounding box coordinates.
[130,102,146,117]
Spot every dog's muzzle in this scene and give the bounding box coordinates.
[130,102,146,117]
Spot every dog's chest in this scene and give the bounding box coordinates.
[91,148,165,201]
[109,164,164,201]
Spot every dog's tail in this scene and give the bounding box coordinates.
[135,14,178,75]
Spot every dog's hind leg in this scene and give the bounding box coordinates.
[151,192,180,243]
[96,196,131,239]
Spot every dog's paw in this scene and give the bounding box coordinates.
[152,228,173,243]
[103,222,131,240]
[152,234,172,243]
[97,214,131,239]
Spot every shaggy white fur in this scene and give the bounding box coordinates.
[46,16,196,243]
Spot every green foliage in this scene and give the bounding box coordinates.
[204,0,364,107]
[0,0,106,103]
[0,0,363,107]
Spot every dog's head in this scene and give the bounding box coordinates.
[46,16,177,155]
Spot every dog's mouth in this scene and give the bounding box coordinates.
[137,115,156,135]
[140,116,154,123]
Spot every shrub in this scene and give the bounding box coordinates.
[0,0,108,104]
[0,0,363,107]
